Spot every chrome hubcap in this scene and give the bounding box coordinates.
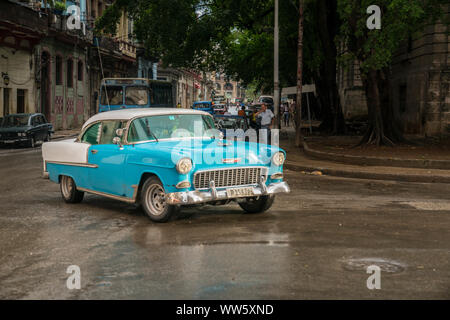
[61,176,73,198]
[146,184,166,216]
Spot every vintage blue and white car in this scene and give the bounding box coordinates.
[42,109,290,222]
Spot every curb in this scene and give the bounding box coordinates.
[303,141,450,170]
[284,161,450,184]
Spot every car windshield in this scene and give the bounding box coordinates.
[259,97,273,104]
[125,86,148,106]
[128,114,217,142]
[1,115,30,127]
[101,86,123,105]
[215,117,246,130]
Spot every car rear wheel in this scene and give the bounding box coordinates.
[141,177,177,222]
[60,175,84,203]
[238,195,274,214]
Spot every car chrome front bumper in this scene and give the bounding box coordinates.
[166,181,290,205]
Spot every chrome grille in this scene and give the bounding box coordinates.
[193,167,265,189]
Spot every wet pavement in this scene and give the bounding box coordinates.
[0,146,449,299]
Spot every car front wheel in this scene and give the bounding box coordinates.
[238,195,275,214]
[141,177,177,222]
[60,175,84,203]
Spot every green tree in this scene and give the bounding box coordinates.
[338,0,448,145]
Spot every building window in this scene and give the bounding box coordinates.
[17,89,26,113]
[55,56,62,85]
[77,60,83,81]
[67,59,73,88]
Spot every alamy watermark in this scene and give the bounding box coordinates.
[367,5,381,30]
[66,265,81,290]
[366,265,381,290]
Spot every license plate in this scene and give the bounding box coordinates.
[226,187,254,198]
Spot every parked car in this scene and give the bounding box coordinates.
[42,109,290,222]
[0,113,53,148]
[193,101,214,114]
[214,114,249,140]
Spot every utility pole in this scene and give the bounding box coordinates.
[273,0,280,129]
[295,0,304,147]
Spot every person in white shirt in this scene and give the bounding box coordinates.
[255,103,274,144]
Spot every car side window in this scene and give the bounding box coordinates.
[81,123,101,145]
[99,120,125,145]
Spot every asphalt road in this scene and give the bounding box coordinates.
[0,145,449,299]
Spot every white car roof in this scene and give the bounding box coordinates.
[82,108,211,129]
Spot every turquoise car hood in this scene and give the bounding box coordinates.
[132,138,283,169]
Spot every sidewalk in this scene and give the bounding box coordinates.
[52,129,80,140]
[280,127,450,183]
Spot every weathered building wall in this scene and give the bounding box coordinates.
[391,7,450,137]
[337,59,368,120]
[0,47,36,116]
[35,38,90,130]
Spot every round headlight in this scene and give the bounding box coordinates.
[272,152,285,166]
[176,158,192,174]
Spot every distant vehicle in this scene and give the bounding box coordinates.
[98,78,174,112]
[213,104,226,114]
[42,109,290,222]
[0,113,53,148]
[193,101,214,114]
[258,96,274,105]
[214,114,249,140]
[213,95,226,105]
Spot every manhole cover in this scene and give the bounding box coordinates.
[342,258,406,273]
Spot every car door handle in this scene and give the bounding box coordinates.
[91,149,98,154]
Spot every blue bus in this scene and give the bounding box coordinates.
[98,78,174,112]
[192,101,214,114]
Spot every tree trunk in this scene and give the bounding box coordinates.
[295,0,304,147]
[315,0,346,135]
[358,68,404,146]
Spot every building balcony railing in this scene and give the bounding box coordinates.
[118,40,137,58]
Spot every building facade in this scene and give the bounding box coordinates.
[337,5,450,138]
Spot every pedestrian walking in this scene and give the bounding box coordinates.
[282,103,290,127]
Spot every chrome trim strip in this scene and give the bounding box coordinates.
[46,161,98,168]
[77,187,136,203]
[166,181,290,205]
